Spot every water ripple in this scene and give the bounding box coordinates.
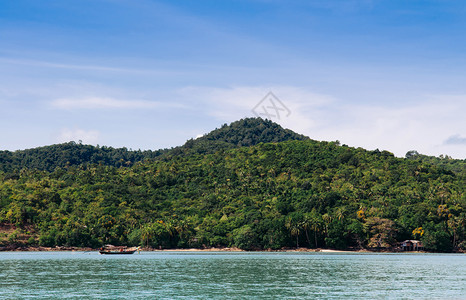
[0,252,465,299]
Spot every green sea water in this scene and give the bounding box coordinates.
[0,252,465,299]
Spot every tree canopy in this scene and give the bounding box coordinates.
[1,118,465,252]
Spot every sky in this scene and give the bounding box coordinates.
[1,0,466,158]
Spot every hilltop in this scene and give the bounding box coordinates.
[164,118,309,158]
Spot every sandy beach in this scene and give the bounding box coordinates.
[1,245,365,253]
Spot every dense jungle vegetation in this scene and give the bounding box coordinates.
[0,118,465,252]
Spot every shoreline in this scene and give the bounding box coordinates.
[0,245,414,254]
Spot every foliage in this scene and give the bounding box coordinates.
[0,119,465,252]
[0,142,163,173]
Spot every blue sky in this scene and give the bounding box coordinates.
[1,0,466,158]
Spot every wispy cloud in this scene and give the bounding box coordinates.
[444,134,466,145]
[58,128,100,145]
[315,96,466,158]
[180,85,334,134]
[180,85,466,158]
[51,97,161,110]
[0,57,187,77]
[0,57,137,73]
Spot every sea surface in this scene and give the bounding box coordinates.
[0,251,465,299]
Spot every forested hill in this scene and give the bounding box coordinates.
[1,135,465,252]
[0,142,164,173]
[164,118,309,158]
[0,118,308,172]
[405,150,466,176]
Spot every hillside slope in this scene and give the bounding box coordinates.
[1,137,464,252]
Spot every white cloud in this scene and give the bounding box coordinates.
[58,128,100,145]
[180,85,334,134]
[0,57,152,74]
[313,96,466,158]
[51,97,161,110]
[180,85,466,159]
[444,134,466,145]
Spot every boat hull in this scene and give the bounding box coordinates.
[99,250,136,255]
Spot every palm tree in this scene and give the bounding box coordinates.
[285,215,303,248]
[302,215,312,247]
[305,210,322,248]
[140,223,154,247]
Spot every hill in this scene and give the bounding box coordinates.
[0,121,465,252]
[0,118,308,172]
[405,150,466,177]
[164,118,308,158]
[0,142,163,173]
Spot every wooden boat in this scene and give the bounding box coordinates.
[99,245,139,255]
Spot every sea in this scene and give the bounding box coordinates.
[0,251,465,299]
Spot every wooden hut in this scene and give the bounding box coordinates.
[401,240,424,251]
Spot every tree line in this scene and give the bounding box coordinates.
[1,129,465,252]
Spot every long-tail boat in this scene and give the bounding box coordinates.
[99,245,139,255]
